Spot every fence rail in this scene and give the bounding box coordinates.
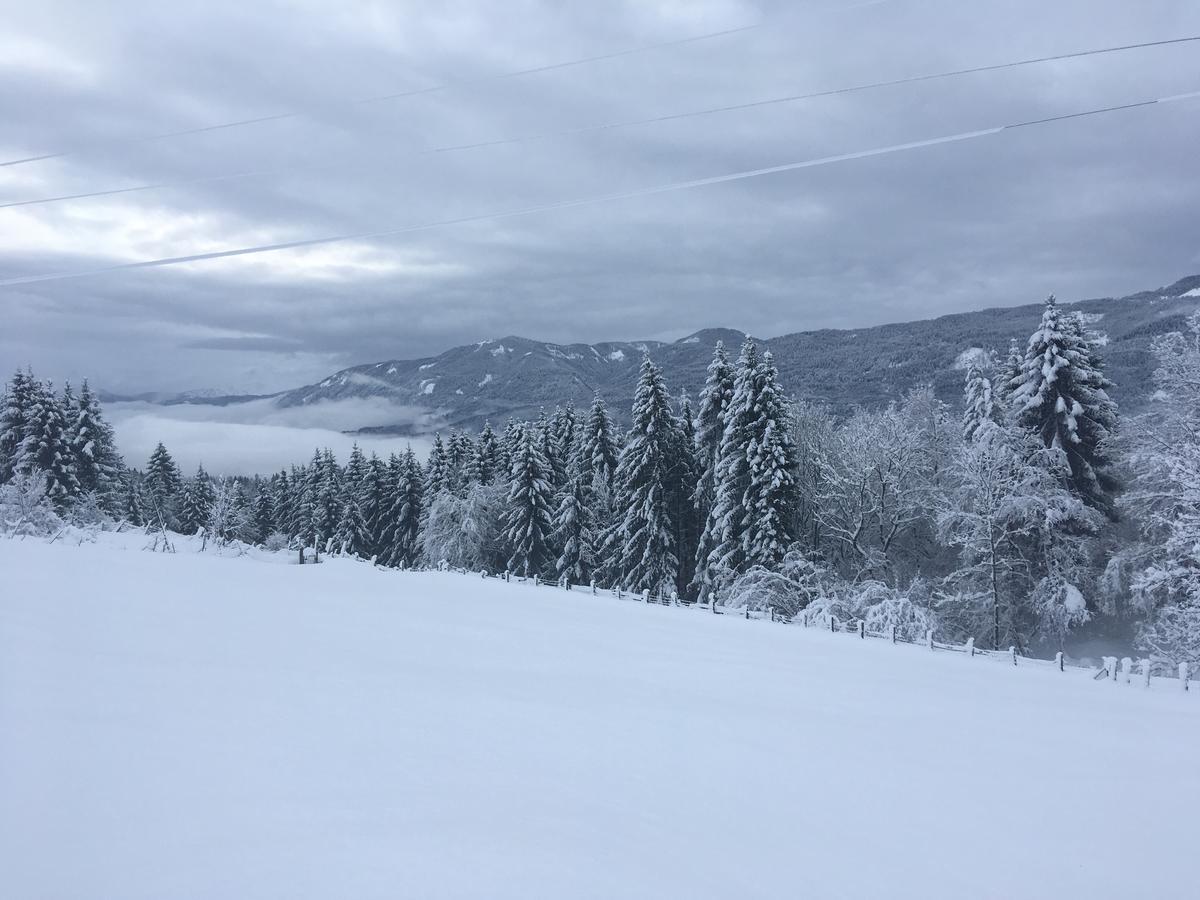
[406,562,1191,692]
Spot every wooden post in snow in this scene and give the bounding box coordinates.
[966,637,975,657]
[1140,658,1151,688]
[925,629,935,651]
[1180,662,1190,691]
[1055,651,1064,672]
[858,620,865,640]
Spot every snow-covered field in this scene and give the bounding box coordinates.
[2,536,1196,899]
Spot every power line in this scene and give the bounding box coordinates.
[4,34,1196,211]
[2,88,1196,290]
[0,22,765,169]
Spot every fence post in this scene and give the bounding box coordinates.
[617,586,623,600]
[830,615,837,633]
[480,569,487,579]
[1140,658,1151,688]
[298,546,305,565]
[711,592,717,614]
[966,637,975,657]
[745,605,750,620]
[769,606,775,623]
[590,579,596,595]
[1121,657,1133,684]
[890,624,897,644]
[533,574,540,587]
[1010,646,1018,667]
[858,620,865,640]
[1055,651,1064,672]
[1181,662,1190,691]
[642,589,649,603]
[672,591,679,606]
[925,629,935,651]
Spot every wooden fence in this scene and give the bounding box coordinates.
[406,562,1193,692]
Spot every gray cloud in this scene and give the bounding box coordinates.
[2,0,1198,395]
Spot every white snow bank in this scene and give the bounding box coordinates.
[1,538,1196,899]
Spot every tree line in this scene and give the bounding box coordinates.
[3,296,1199,667]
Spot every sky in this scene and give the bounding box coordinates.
[2,0,1199,398]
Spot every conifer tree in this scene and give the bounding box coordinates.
[740,352,800,568]
[472,421,501,485]
[698,340,760,593]
[962,361,1002,443]
[178,466,214,534]
[252,483,275,543]
[144,442,181,507]
[669,393,701,596]
[1011,296,1120,516]
[69,379,122,507]
[425,433,448,500]
[601,356,678,593]
[0,370,34,484]
[576,393,618,490]
[122,472,145,526]
[554,473,595,584]
[503,428,555,577]
[14,378,79,508]
[535,409,568,490]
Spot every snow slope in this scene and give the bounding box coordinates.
[2,537,1196,899]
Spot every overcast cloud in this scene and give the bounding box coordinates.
[2,0,1199,395]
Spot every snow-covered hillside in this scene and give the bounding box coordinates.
[2,537,1196,899]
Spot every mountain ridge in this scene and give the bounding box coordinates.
[114,275,1200,431]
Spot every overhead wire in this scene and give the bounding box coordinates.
[2,88,1196,289]
[3,34,1196,211]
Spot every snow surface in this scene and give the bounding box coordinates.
[1184,286,1200,298]
[2,536,1197,899]
[608,349,625,361]
[478,373,493,387]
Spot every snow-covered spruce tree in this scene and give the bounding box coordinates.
[269,470,293,538]
[1011,296,1119,516]
[12,378,79,508]
[668,392,701,597]
[309,449,342,549]
[535,409,568,492]
[938,423,1100,650]
[503,427,555,578]
[359,454,390,558]
[333,445,371,556]
[962,360,1003,443]
[600,356,678,593]
[252,481,276,543]
[392,447,425,567]
[178,466,215,535]
[68,379,122,509]
[689,342,734,594]
[143,442,181,526]
[576,393,618,491]
[470,421,501,486]
[740,352,800,570]
[500,418,521,475]
[553,403,578,479]
[424,433,448,502]
[701,341,799,590]
[554,472,595,585]
[0,370,37,484]
[994,338,1024,412]
[121,472,145,526]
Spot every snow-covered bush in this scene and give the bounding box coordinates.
[804,579,938,642]
[262,531,290,552]
[724,548,830,617]
[0,472,63,537]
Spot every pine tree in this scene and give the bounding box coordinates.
[690,342,734,593]
[554,403,578,478]
[69,379,122,508]
[554,473,595,584]
[122,472,145,526]
[576,393,618,490]
[472,421,501,485]
[601,356,678,593]
[995,338,1023,412]
[668,393,701,596]
[962,361,1002,443]
[178,466,214,534]
[740,352,800,569]
[425,433,448,500]
[252,482,275,543]
[1011,296,1120,516]
[16,379,80,508]
[503,428,555,578]
[0,370,35,484]
[335,445,372,556]
[535,409,567,491]
[143,442,182,515]
[699,339,760,593]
